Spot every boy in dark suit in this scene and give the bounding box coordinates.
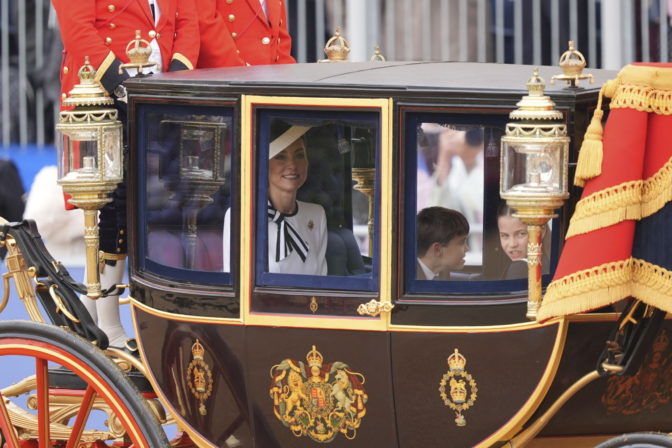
[416,206,469,280]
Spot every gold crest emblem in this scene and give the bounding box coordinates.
[186,339,213,415]
[308,220,314,230]
[439,348,478,426]
[269,345,368,442]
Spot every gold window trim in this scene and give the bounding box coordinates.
[240,95,393,331]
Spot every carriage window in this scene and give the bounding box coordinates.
[406,113,558,297]
[139,105,233,283]
[252,110,380,291]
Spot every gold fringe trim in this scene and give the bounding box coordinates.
[642,155,672,217]
[566,156,672,238]
[539,258,672,320]
[573,63,672,188]
[539,258,633,320]
[610,83,672,114]
[566,180,642,238]
[608,64,672,114]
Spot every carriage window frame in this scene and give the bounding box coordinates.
[136,103,236,285]
[253,108,381,292]
[401,109,560,299]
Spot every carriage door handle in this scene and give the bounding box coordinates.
[357,300,394,317]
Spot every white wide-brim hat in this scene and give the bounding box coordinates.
[269,125,311,159]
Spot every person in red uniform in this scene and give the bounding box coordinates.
[54,0,200,106]
[52,0,200,350]
[195,0,295,68]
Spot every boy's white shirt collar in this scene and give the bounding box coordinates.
[417,258,438,280]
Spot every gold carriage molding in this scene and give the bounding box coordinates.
[186,339,213,416]
[269,345,368,442]
[439,348,478,427]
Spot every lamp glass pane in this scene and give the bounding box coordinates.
[504,140,563,195]
[181,125,217,180]
[102,126,123,181]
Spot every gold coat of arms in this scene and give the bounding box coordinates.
[186,339,213,416]
[269,345,368,442]
[439,348,478,426]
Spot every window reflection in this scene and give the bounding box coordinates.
[145,112,232,273]
[417,123,484,267]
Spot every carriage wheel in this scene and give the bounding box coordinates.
[0,320,168,447]
[594,432,672,448]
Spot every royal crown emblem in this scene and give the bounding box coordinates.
[320,27,351,63]
[269,345,368,442]
[186,338,213,415]
[119,29,158,75]
[439,348,478,426]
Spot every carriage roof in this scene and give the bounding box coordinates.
[126,61,616,101]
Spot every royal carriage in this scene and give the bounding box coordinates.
[1,37,671,448]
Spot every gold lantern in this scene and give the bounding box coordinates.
[56,57,123,298]
[500,69,570,319]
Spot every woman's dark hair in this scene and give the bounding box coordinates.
[497,202,514,218]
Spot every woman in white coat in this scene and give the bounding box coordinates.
[225,124,328,275]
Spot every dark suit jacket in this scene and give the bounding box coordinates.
[416,259,452,280]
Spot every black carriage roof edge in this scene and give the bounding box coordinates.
[124,61,617,98]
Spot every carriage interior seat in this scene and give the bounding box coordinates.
[298,126,368,277]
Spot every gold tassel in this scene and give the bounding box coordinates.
[574,109,604,187]
[574,79,618,187]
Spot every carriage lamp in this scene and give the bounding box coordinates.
[164,120,227,268]
[56,57,123,299]
[500,68,570,320]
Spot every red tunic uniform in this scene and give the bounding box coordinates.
[53,0,200,107]
[195,0,295,68]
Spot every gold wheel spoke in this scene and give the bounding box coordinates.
[0,391,21,448]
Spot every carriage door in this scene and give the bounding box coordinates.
[239,96,397,446]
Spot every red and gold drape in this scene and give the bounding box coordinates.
[539,63,672,320]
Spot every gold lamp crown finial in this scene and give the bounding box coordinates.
[77,56,96,85]
[509,68,562,121]
[526,68,546,97]
[62,57,114,108]
[321,27,351,62]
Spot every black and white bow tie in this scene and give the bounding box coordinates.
[268,201,309,263]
